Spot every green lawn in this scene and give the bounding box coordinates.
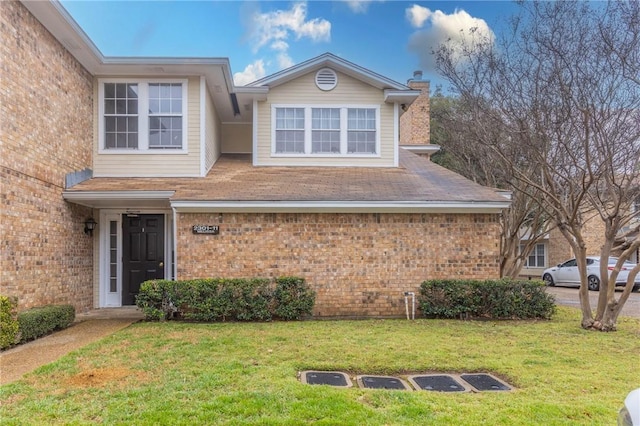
[1,307,639,425]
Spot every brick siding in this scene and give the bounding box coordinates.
[1,2,94,312]
[177,212,501,317]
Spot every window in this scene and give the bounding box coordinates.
[275,108,305,153]
[347,108,376,154]
[522,243,546,268]
[148,83,183,149]
[272,105,379,156]
[104,83,138,149]
[100,80,187,152]
[311,108,340,153]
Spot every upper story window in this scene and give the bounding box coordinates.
[347,108,376,154]
[275,107,305,153]
[273,105,379,157]
[99,79,187,153]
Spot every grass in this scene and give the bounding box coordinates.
[1,307,639,425]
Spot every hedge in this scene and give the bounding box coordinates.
[17,305,76,343]
[136,276,315,322]
[418,279,555,320]
[0,296,19,349]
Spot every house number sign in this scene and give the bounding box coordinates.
[192,225,219,235]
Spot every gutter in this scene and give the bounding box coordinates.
[170,200,511,214]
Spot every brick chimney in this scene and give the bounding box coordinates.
[399,70,430,147]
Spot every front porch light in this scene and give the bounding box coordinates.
[84,217,97,236]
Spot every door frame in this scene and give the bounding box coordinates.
[98,209,173,308]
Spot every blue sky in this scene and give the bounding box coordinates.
[60,0,519,90]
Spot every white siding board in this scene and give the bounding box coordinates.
[204,82,220,174]
[222,123,253,153]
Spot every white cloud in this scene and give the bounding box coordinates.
[240,2,331,77]
[406,6,494,73]
[233,60,266,86]
[277,52,294,69]
[249,2,331,53]
[405,4,431,28]
[343,0,383,14]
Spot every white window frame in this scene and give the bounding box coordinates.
[98,78,188,154]
[271,104,380,157]
[521,242,547,268]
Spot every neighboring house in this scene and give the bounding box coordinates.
[519,198,640,280]
[1,1,509,317]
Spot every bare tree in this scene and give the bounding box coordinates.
[430,91,553,278]
[434,0,640,330]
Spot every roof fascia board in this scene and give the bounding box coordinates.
[249,53,409,91]
[171,200,511,214]
[21,0,104,72]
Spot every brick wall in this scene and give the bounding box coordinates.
[399,78,430,146]
[177,212,501,318]
[0,2,94,312]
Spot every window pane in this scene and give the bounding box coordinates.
[116,83,126,98]
[104,99,115,114]
[127,100,138,114]
[105,132,116,148]
[104,83,115,98]
[149,84,159,98]
[105,116,116,132]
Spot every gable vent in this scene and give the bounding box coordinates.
[315,68,338,91]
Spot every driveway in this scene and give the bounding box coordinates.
[545,286,640,319]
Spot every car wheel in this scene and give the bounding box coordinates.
[543,273,555,287]
[588,275,600,291]
[633,285,640,293]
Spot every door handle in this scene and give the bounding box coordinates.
[159,262,164,267]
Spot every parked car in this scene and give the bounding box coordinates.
[542,257,640,292]
[618,388,640,426]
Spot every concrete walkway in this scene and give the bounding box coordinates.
[0,308,144,385]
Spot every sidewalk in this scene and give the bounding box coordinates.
[0,308,144,385]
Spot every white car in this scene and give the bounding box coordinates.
[542,257,640,292]
[618,388,640,426]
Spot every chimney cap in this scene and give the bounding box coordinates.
[412,70,423,80]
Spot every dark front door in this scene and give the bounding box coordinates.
[122,214,165,305]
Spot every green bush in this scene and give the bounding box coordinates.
[136,277,315,322]
[0,296,19,349]
[17,305,75,343]
[274,276,316,320]
[418,279,555,320]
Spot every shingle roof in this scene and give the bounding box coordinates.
[66,150,507,205]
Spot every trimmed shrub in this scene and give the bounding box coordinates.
[0,296,19,349]
[418,279,555,320]
[17,305,75,343]
[274,276,315,320]
[136,277,315,322]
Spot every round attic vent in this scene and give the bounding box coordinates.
[315,68,337,91]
